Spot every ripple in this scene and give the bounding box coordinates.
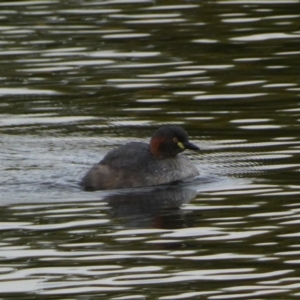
[0,219,108,231]
[263,83,297,88]
[107,61,189,69]
[238,125,283,130]
[276,50,300,55]
[0,87,59,95]
[192,39,219,44]
[231,32,300,42]
[163,291,220,299]
[210,289,289,299]
[58,9,120,14]
[88,50,160,58]
[41,286,129,295]
[0,115,96,126]
[102,33,150,39]
[177,64,233,70]
[185,253,264,260]
[140,70,205,78]
[0,1,299,299]
[220,0,298,3]
[143,5,199,10]
[194,93,266,100]
[19,66,75,72]
[35,59,114,66]
[110,13,181,19]
[227,80,266,86]
[112,83,163,89]
[125,18,186,24]
[222,17,262,23]
[136,98,169,103]
[0,0,54,6]
[0,279,45,293]
[230,118,270,124]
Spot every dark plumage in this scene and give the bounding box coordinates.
[81,126,200,191]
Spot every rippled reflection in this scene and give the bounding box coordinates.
[1,0,300,298]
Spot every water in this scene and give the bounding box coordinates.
[1,0,300,299]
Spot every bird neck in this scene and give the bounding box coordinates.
[149,137,166,158]
[149,137,177,158]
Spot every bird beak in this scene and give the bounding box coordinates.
[183,141,200,151]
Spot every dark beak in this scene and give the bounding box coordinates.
[184,141,200,151]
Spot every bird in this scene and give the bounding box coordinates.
[80,125,200,191]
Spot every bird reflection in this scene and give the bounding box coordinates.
[104,186,197,229]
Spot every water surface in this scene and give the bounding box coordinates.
[1,0,300,299]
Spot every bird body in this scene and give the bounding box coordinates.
[81,126,199,191]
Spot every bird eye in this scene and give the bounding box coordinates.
[173,137,178,143]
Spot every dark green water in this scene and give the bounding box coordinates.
[1,0,300,299]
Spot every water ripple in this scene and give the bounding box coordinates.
[231,32,300,42]
[0,0,300,299]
